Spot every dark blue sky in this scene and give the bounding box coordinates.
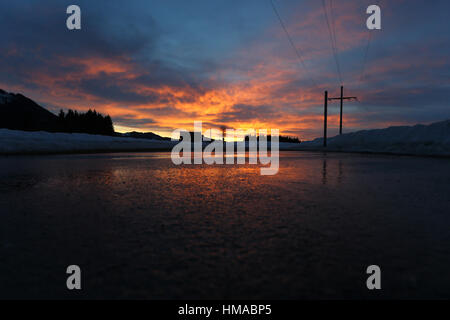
[1,0,449,138]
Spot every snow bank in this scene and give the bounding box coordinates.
[293,120,450,156]
[2,120,449,156]
[0,129,304,154]
[0,129,177,154]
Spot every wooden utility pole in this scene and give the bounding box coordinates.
[328,86,357,135]
[323,91,328,147]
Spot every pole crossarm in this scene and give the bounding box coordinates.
[328,96,358,101]
[323,86,357,137]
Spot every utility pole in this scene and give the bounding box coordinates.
[328,86,357,135]
[324,91,328,147]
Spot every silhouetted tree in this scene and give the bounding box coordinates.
[245,134,301,143]
[57,108,114,135]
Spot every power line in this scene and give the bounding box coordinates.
[323,0,342,85]
[357,0,383,91]
[357,31,373,89]
[330,0,341,81]
[270,0,319,90]
[355,0,384,110]
[322,0,343,85]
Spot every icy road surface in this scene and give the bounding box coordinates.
[1,151,449,299]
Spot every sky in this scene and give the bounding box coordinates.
[1,0,450,140]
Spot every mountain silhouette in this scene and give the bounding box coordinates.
[0,89,169,139]
[0,89,60,131]
[121,131,171,141]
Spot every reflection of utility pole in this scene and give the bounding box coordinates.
[328,86,358,135]
[323,91,328,147]
[221,125,226,152]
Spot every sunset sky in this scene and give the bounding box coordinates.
[1,0,450,139]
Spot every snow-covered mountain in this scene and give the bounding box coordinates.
[294,120,450,156]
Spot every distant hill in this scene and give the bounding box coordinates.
[294,119,450,156]
[119,131,171,141]
[0,89,60,131]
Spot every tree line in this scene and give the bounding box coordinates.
[58,109,114,135]
[245,135,301,143]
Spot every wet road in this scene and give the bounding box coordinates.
[0,151,449,299]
